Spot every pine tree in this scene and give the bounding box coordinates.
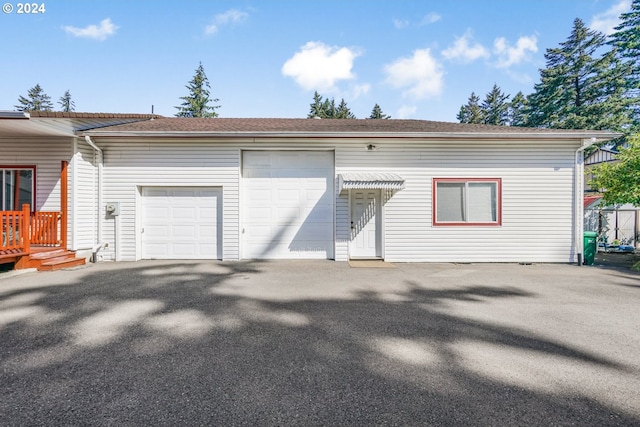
[308,91,325,118]
[335,98,356,119]
[14,84,53,112]
[608,0,640,126]
[481,84,510,125]
[457,92,484,124]
[58,90,75,112]
[369,103,390,119]
[175,62,220,118]
[526,18,633,131]
[507,91,528,127]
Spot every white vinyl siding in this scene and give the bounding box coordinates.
[99,140,239,261]
[0,137,70,213]
[93,137,581,264]
[336,140,579,263]
[71,139,99,250]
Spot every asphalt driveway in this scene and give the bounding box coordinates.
[1,260,639,426]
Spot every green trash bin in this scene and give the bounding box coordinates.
[583,231,598,265]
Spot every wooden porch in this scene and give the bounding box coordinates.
[0,161,85,271]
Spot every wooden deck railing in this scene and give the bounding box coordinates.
[1,205,61,253]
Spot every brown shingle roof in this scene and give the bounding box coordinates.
[82,117,619,138]
[28,111,161,119]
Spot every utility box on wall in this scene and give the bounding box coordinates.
[106,202,120,216]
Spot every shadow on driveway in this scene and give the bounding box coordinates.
[0,260,639,426]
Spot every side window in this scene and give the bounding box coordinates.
[433,178,501,226]
[1,167,35,211]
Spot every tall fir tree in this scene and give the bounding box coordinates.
[456,92,484,124]
[15,84,53,112]
[481,84,510,125]
[507,91,528,127]
[608,0,640,127]
[369,103,390,119]
[175,62,220,118]
[525,18,633,132]
[58,90,75,112]
[308,91,325,118]
[335,98,356,119]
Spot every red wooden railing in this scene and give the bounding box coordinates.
[1,205,61,253]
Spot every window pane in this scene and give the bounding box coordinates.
[468,182,496,222]
[4,170,13,211]
[437,182,465,222]
[16,170,33,210]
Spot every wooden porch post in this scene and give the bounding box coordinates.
[61,160,68,249]
[22,204,30,254]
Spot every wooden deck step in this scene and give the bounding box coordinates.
[38,257,86,271]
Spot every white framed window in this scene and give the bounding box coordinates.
[1,166,35,211]
[433,178,501,226]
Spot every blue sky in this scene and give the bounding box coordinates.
[0,0,632,121]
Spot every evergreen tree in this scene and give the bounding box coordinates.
[308,91,325,118]
[307,92,356,119]
[175,62,220,118]
[525,18,633,131]
[457,92,484,124]
[369,103,390,119]
[608,0,640,125]
[58,90,75,112]
[481,84,510,125]
[335,98,356,119]
[508,91,528,126]
[14,84,53,112]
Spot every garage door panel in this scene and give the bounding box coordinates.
[242,151,334,259]
[141,187,221,260]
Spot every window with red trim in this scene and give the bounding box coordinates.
[1,166,35,211]
[433,178,502,226]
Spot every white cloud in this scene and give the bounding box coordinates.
[62,18,118,41]
[205,9,249,35]
[590,0,630,35]
[282,41,361,91]
[441,30,490,63]
[393,18,410,29]
[420,12,442,25]
[384,48,444,99]
[350,83,371,99]
[397,105,417,119]
[493,35,537,68]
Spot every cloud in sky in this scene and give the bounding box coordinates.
[282,41,361,91]
[441,30,490,63]
[493,35,537,68]
[205,9,249,35]
[589,0,630,35]
[397,105,417,119]
[62,18,118,41]
[384,48,444,99]
[394,12,440,29]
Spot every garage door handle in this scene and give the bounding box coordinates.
[141,228,144,234]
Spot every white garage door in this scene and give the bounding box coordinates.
[141,187,222,259]
[242,151,334,259]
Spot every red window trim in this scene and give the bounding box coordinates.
[0,165,37,212]
[432,177,502,227]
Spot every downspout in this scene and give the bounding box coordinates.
[83,136,107,262]
[575,138,597,266]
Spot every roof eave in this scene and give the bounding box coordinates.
[79,130,623,141]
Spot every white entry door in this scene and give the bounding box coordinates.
[350,190,380,258]
[141,187,222,259]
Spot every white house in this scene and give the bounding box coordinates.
[0,112,619,268]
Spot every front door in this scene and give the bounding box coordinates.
[350,190,380,258]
